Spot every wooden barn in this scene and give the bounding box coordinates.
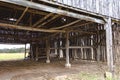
[0,0,120,76]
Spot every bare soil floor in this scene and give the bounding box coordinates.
[0,59,107,80]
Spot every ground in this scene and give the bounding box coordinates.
[0,59,107,80]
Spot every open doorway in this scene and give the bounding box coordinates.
[0,43,30,61]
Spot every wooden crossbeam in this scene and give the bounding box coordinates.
[50,20,81,29]
[68,30,96,34]
[38,14,60,28]
[69,46,93,49]
[1,0,105,24]
[0,2,48,15]
[66,22,93,30]
[43,21,93,39]
[15,7,29,25]
[0,23,65,33]
[33,13,54,27]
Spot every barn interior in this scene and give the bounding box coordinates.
[0,0,120,76]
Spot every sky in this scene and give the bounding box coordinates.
[0,44,30,49]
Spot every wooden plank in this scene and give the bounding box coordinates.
[105,17,114,73]
[33,13,54,27]
[0,2,48,15]
[50,20,81,29]
[69,46,92,49]
[24,44,27,58]
[0,0,105,24]
[44,0,120,19]
[35,46,39,61]
[38,14,60,28]
[46,39,50,63]
[0,23,65,33]
[15,7,29,25]
[65,32,71,68]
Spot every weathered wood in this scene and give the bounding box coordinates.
[15,7,29,25]
[65,32,71,68]
[105,18,114,73]
[69,46,93,49]
[35,46,39,61]
[24,44,27,58]
[0,2,48,15]
[33,13,54,27]
[0,0,105,24]
[51,20,81,29]
[48,0,120,20]
[0,23,65,33]
[46,39,50,63]
[40,0,105,19]
[38,15,60,28]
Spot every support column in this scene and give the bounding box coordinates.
[74,49,78,60]
[35,46,39,61]
[65,32,71,68]
[97,46,101,61]
[46,39,50,63]
[105,17,114,74]
[54,41,57,55]
[81,48,84,59]
[24,44,27,59]
[59,41,63,58]
[91,47,94,60]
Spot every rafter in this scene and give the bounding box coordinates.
[1,0,105,24]
[33,13,54,27]
[15,7,29,25]
[0,2,48,15]
[50,20,81,30]
[37,14,60,28]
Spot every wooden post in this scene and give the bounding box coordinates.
[59,40,63,58]
[46,39,50,63]
[74,49,78,60]
[97,46,101,61]
[35,46,39,61]
[65,32,71,68]
[81,48,84,59]
[105,17,114,74]
[55,41,57,55]
[91,47,94,60]
[24,44,27,59]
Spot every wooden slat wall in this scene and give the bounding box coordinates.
[50,0,120,19]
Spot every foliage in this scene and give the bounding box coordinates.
[0,48,26,53]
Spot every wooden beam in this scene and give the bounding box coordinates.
[39,0,105,20]
[42,22,94,39]
[65,31,71,68]
[38,14,60,28]
[33,13,54,27]
[1,0,105,24]
[46,39,50,63]
[50,20,81,30]
[69,46,93,49]
[66,22,93,30]
[0,23,65,33]
[105,17,114,73]
[0,2,48,15]
[24,44,27,58]
[15,7,29,25]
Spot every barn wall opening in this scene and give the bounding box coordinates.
[0,43,30,61]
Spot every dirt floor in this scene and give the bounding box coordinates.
[0,59,107,80]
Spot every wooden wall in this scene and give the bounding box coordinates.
[50,0,120,19]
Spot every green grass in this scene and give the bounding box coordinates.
[78,73,99,80]
[0,53,26,61]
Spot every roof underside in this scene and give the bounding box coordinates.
[0,0,105,44]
